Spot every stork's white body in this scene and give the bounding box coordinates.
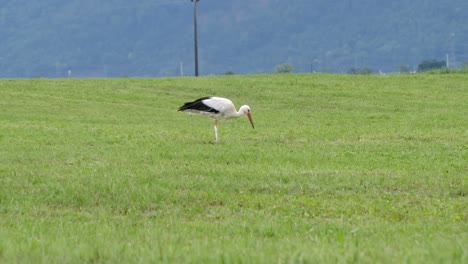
[178,96,254,143]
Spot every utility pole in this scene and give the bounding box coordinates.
[446,53,450,69]
[450,33,455,68]
[191,0,200,77]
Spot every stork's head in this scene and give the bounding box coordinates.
[240,105,254,129]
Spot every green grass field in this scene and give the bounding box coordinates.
[0,74,467,263]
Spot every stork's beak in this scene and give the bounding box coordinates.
[247,113,255,129]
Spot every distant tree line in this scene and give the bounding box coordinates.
[417,60,446,72]
[347,67,373,75]
[266,58,467,75]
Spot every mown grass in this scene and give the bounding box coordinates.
[0,74,467,263]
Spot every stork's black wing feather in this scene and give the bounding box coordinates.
[178,97,220,113]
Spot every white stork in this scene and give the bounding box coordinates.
[178,96,254,143]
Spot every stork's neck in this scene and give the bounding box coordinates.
[234,108,246,118]
[232,105,250,118]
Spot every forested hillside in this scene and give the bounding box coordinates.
[0,0,467,77]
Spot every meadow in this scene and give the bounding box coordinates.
[0,73,466,263]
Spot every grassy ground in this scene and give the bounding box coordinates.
[0,74,467,263]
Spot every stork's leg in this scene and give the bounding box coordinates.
[214,119,218,143]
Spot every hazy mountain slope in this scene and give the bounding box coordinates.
[0,0,466,77]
